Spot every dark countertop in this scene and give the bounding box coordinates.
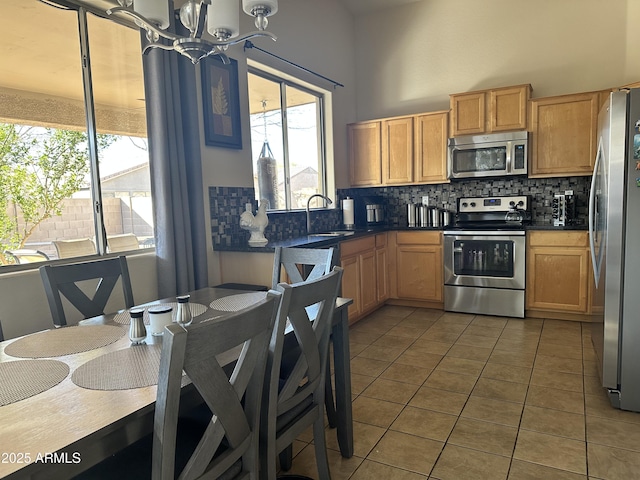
[215,223,588,253]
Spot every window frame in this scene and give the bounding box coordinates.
[0,1,151,273]
[247,65,331,212]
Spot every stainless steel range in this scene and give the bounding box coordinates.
[443,195,530,318]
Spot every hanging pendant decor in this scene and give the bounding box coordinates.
[256,100,279,209]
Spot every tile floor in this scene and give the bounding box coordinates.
[283,305,640,480]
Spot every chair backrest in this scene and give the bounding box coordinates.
[4,249,50,264]
[107,233,140,253]
[271,246,335,289]
[39,256,134,327]
[53,238,96,259]
[153,291,281,480]
[260,267,343,478]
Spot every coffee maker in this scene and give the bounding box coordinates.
[552,190,576,226]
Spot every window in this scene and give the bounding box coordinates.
[247,67,329,210]
[1,1,153,267]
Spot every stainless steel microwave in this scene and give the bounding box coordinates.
[447,131,528,179]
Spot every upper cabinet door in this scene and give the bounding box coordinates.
[414,111,449,184]
[490,85,531,132]
[348,121,382,186]
[450,92,486,136]
[382,116,414,185]
[529,92,600,177]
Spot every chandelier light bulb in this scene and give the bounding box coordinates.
[133,0,170,29]
[242,0,278,30]
[208,0,240,40]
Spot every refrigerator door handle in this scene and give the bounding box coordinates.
[589,139,602,288]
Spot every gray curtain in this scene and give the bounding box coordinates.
[142,46,209,298]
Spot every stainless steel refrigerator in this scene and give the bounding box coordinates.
[589,88,640,412]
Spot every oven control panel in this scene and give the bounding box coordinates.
[458,195,528,213]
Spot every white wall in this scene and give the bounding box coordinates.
[0,253,158,340]
[353,0,640,120]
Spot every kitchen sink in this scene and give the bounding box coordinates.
[308,231,356,238]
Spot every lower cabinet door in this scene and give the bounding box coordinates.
[341,255,361,321]
[396,245,443,302]
[359,250,377,314]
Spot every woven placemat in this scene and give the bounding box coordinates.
[113,302,208,325]
[4,325,126,359]
[72,344,162,390]
[209,292,267,312]
[0,360,69,406]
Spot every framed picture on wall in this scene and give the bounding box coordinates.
[201,56,242,149]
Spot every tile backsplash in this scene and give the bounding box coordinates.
[209,176,590,248]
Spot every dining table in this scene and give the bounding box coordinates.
[0,287,353,479]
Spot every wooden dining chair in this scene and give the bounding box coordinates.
[260,267,343,480]
[75,290,281,480]
[271,246,336,288]
[271,246,340,435]
[39,255,134,327]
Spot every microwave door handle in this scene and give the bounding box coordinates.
[506,141,512,174]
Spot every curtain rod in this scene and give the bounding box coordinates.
[243,41,344,89]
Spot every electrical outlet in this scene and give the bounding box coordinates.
[421,196,429,206]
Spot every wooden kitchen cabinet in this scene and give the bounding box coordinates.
[340,234,385,323]
[450,84,531,136]
[348,121,381,186]
[375,233,389,303]
[390,231,443,303]
[529,91,600,177]
[414,111,449,183]
[382,116,414,185]
[348,110,448,187]
[526,231,590,318]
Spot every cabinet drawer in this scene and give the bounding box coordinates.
[341,235,375,257]
[528,231,588,248]
[396,231,441,245]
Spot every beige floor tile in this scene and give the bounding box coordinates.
[361,378,420,405]
[507,459,588,480]
[325,421,386,459]
[460,395,524,427]
[582,360,599,378]
[536,342,583,360]
[430,444,510,480]
[481,363,532,385]
[437,312,475,325]
[493,338,539,353]
[394,348,443,369]
[387,324,430,338]
[488,349,536,368]
[513,430,587,475]
[534,354,583,375]
[350,356,391,377]
[587,443,640,480]
[530,368,584,393]
[349,342,368,358]
[463,324,504,338]
[420,330,461,344]
[373,305,416,319]
[380,362,432,385]
[585,392,640,424]
[351,372,375,395]
[351,321,394,337]
[402,308,443,322]
[358,344,406,362]
[408,386,469,415]
[447,417,518,457]
[349,330,383,346]
[583,374,603,396]
[352,396,404,428]
[350,459,428,480]
[410,338,453,354]
[470,315,508,328]
[499,329,542,340]
[433,356,485,377]
[373,334,416,349]
[586,415,640,452]
[428,323,468,335]
[526,385,585,414]
[287,442,363,480]
[520,405,585,440]
[423,370,478,395]
[455,333,498,348]
[367,430,443,476]
[446,344,493,362]
[472,377,528,404]
[390,405,457,442]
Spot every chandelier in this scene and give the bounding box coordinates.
[108,0,277,65]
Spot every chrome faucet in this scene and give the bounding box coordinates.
[306,194,333,234]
